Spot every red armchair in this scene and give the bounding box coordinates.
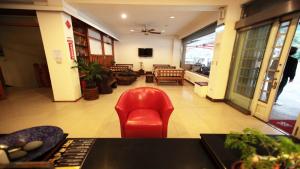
[115,87,174,138]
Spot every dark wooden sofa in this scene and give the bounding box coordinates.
[155,69,185,85]
[110,65,137,85]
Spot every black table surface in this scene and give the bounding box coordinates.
[81,138,218,169]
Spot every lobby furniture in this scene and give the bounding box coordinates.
[155,69,185,85]
[194,82,208,97]
[116,64,133,70]
[115,71,137,85]
[145,72,154,83]
[153,64,171,70]
[115,87,174,138]
[110,65,130,73]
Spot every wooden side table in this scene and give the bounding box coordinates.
[145,74,154,83]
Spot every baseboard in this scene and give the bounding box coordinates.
[205,95,225,102]
[52,96,82,102]
[184,79,194,85]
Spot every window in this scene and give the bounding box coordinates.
[182,22,217,76]
[103,36,113,55]
[88,29,102,55]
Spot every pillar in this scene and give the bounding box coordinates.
[207,2,242,100]
[37,11,81,101]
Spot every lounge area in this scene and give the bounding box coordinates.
[1,0,300,168]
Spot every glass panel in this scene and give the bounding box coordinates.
[234,25,271,98]
[259,21,291,102]
[226,24,271,110]
[182,32,216,76]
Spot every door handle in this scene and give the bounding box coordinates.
[272,81,278,89]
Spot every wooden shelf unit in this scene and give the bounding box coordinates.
[71,17,115,67]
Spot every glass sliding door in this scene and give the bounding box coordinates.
[226,24,271,110]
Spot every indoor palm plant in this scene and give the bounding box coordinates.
[225,128,300,169]
[73,59,104,100]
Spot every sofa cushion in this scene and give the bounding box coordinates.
[125,109,163,138]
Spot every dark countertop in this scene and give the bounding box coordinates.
[81,138,218,169]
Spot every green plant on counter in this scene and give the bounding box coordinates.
[225,128,300,169]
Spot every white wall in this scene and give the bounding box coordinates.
[0,26,46,87]
[177,11,219,39]
[115,35,181,71]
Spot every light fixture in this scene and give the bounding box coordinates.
[169,16,175,19]
[161,30,165,33]
[130,29,135,32]
[121,13,127,19]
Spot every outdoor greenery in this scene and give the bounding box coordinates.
[225,128,300,169]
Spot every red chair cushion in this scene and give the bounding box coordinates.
[125,109,163,138]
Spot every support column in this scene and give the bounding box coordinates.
[207,2,241,100]
[37,11,81,101]
[171,37,182,68]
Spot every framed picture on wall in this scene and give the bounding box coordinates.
[0,44,4,57]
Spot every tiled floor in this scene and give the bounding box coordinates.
[0,76,282,137]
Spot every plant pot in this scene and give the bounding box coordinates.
[97,82,112,94]
[83,87,99,100]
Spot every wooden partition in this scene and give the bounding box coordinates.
[72,17,115,67]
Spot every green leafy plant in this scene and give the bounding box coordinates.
[72,59,105,88]
[225,128,300,169]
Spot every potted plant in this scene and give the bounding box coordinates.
[72,59,103,100]
[96,67,115,94]
[225,128,300,169]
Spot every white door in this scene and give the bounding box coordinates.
[251,16,300,122]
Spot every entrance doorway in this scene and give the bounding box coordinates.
[0,10,53,100]
[225,11,300,134]
[268,20,300,134]
[250,14,300,134]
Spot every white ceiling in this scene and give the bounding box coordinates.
[67,3,220,36]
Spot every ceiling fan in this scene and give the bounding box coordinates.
[141,25,162,35]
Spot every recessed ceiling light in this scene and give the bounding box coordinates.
[130,29,135,32]
[169,16,175,19]
[121,13,127,19]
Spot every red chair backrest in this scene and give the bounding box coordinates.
[123,87,166,112]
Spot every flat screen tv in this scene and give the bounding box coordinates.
[138,48,153,57]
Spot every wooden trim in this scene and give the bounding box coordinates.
[52,96,82,102]
[112,39,115,59]
[88,35,102,41]
[100,34,105,55]
[237,20,274,32]
[74,31,86,37]
[224,100,251,115]
[236,0,300,29]
[184,79,194,86]
[205,95,225,103]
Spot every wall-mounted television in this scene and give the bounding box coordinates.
[138,48,153,57]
